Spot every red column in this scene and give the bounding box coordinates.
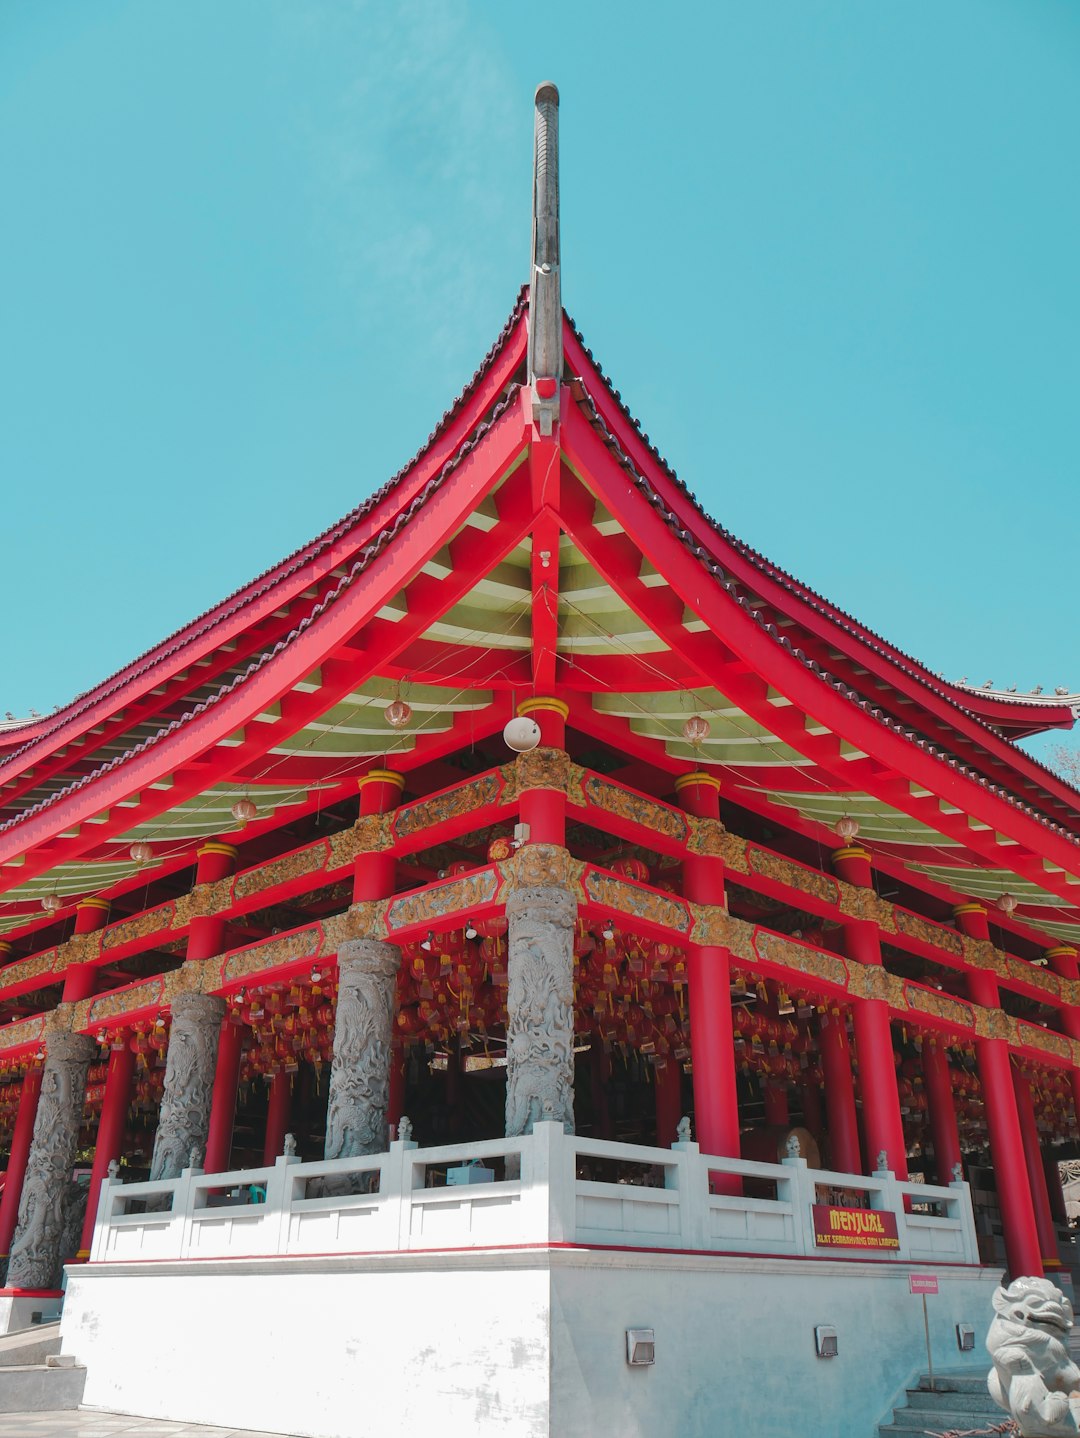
[834,847,908,1178]
[956,902,1042,1277]
[204,1018,243,1174]
[187,841,237,961]
[63,897,111,1002]
[353,770,405,901]
[1045,947,1080,1137]
[676,772,740,1180]
[515,698,568,844]
[820,1007,862,1173]
[195,842,242,1172]
[0,1066,43,1265]
[763,1084,789,1128]
[800,1075,823,1138]
[262,1071,291,1164]
[922,1036,963,1185]
[78,1041,135,1258]
[1013,1067,1060,1272]
[655,1059,682,1148]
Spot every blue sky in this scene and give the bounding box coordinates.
[2,1,1077,768]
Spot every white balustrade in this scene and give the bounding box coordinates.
[88,1126,979,1268]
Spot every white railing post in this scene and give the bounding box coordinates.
[949,1177,979,1265]
[89,1172,119,1261]
[780,1154,813,1256]
[384,1136,417,1250]
[175,1166,202,1259]
[874,1169,912,1261]
[531,1122,573,1243]
[671,1137,706,1249]
[267,1155,303,1255]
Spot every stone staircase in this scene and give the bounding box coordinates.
[0,1323,86,1413]
[879,1369,1008,1436]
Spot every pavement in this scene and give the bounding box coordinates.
[0,1415,288,1438]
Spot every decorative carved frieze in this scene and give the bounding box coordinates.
[0,1016,46,1052]
[149,993,225,1182]
[100,903,177,952]
[892,908,963,957]
[350,814,395,854]
[7,1031,95,1289]
[88,976,168,1027]
[752,929,849,989]
[0,950,58,990]
[501,844,582,894]
[324,939,401,1160]
[1016,1021,1074,1063]
[345,901,391,942]
[1005,959,1063,1000]
[746,845,841,905]
[573,767,689,846]
[220,928,321,985]
[387,869,500,932]
[847,964,902,1005]
[689,905,741,952]
[505,883,576,1136]
[232,841,331,902]
[583,869,691,934]
[514,746,571,794]
[903,984,975,1031]
[973,1008,1016,1043]
[174,876,232,926]
[393,771,506,840]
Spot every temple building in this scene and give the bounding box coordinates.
[1,85,1079,1437]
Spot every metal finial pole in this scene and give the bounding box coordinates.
[528,82,561,435]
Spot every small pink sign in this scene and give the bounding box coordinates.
[909,1274,939,1295]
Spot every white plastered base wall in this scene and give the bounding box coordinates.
[60,1249,999,1438]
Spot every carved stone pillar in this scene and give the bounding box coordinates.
[324,939,401,1159]
[504,883,576,1136]
[149,993,226,1182]
[7,1032,95,1290]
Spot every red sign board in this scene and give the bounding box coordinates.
[909,1274,939,1295]
[812,1204,900,1252]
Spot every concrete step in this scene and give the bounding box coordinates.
[882,1412,1006,1434]
[0,1362,86,1413]
[0,1322,61,1369]
[912,1370,994,1396]
[905,1385,998,1411]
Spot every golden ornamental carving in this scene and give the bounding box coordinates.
[220,927,322,985]
[751,928,850,990]
[514,746,571,794]
[1016,1022,1073,1063]
[87,976,169,1027]
[235,841,331,900]
[394,771,506,841]
[349,813,395,854]
[584,869,691,934]
[892,907,963,957]
[966,940,1008,979]
[341,901,390,942]
[902,984,975,1031]
[0,950,59,990]
[839,886,890,927]
[847,963,902,1005]
[574,767,690,846]
[62,933,100,967]
[388,869,501,931]
[973,1008,1016,1043]
[1006,959,1063,1000]
[746,845,841,906]
[501,845,581,895]
[174,876,232,926]
[685,815,740,863]
[101,902,177,952]
[0,1015,46,1051]
[689,906,744,953]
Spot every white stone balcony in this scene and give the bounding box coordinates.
[89,1123,979,1268]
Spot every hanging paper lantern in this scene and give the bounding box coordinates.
[682,715,710,745]
[487,836,514,863]
[834,815,860,842]
[40,893,62,915]
[611,856,650,883]
[997,893,1018,915]
[129,840,153,865]
[231,797,257,827]
[385,698,412,729]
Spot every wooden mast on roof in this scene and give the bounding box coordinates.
[528,82,561,437]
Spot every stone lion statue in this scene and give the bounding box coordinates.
[987,1276,1080,1435]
